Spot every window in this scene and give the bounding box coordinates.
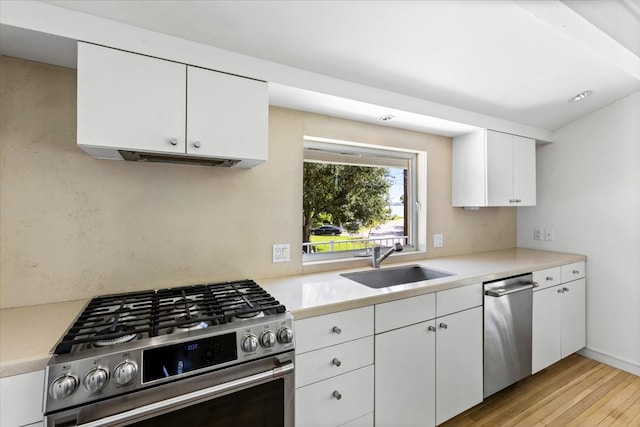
[303,137,425,262]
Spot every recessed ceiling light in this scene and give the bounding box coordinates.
[569,91,593,103]
[378,115,395,121]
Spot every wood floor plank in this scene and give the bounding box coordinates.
[597,377,640,426]
[461,355,596,425]
[439,355,640,427]
[567,375,639,426]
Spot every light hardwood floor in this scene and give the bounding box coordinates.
[440,354,640,426]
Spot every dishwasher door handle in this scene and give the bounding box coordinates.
[484,281,537,297]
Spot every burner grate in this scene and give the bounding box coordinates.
[53,280,286,355]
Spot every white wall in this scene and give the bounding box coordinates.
[517,91,640,374]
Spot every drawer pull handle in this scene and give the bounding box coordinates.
[546,276,553,281]
[332,326,342,334]
[563,287,570,292]
[439,323,448,329]
[333,390,342,400]
[428,325,436,332]
[332,358,342,367]
[169,138,178,146]
[573,270,580,274]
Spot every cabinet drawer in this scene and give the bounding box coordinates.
[295,306,373,354]
[296,336,373,388]
[533,267,561,291]
[296,366,374,427]
[376,293,435,333]
[562,262,585,282]
[436,283,482,317]
[340,412,374,427]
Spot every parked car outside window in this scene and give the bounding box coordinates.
[311,225,343,235]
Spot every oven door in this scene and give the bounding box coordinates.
[45,353,294,427]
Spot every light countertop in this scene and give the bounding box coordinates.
[0,248,585,378]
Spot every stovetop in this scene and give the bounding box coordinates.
[53,279,287,355]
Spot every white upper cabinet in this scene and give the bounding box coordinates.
[186,66,267,161]
[452,129,536,207]
[77,42,268,168]
[77,43,186,155]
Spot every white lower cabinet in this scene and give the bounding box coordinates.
[294,306,374,427]
[435,306,483,425]
[374,284,483,427]
[296,366,374,427]
[0,370,44,427]
[532,262,586,374]
[375,320,436,427]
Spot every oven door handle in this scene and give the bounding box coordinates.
[76,361,294,427]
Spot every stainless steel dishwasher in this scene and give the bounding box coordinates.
[483,273,535,398]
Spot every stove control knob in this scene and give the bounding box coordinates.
[49,374,79,400]
[241,334,259,353]
[114,360,138,385]
[277,327,294,344]
[260,330,276,348]
[83,367,109,393]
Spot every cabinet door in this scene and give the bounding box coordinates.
[296,366,374,427]
[561,278,586,358]
[187,67,268,161]
[0,370,44,427]
[512,135,536,205]
[375,320,436,427]
[77,43,186,154]
[486,130,514,206]
[435,307,483,425]
[532,286,562,373]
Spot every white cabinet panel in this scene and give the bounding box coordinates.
[436,283,482,317]
[435,306,483,425]
[532,269,586,374]
[375,320,436,427]
[562,278,586,358]
[296,336,373,388]
[512,134,536,205]
[0,370,44,427]
[533,267,561,291]
[339,412,373,427]
[295,306,373,354]
[375,293,435,333]
[296,366,374,427]
[532,286,563,373]
[486,130,514,206]
[452,129,536,207]
[561,261,586,282]
[77,42,186,154]
[186,66,267,161]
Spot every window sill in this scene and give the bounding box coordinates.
[302,250,428,275]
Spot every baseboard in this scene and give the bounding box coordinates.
[578,348,640,376]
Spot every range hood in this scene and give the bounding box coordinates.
[77,144,265,168]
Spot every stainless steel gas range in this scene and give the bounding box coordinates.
[43,279,295,427]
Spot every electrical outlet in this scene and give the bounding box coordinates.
[433,234,444,248]
[533,228,543,241]
[544,230,554,241]
[272,244,290,263]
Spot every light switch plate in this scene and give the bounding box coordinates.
[533,228,543,241]
[433,234,444,248]
[272,244,290,263]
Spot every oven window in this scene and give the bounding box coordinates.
[128,378,285,427]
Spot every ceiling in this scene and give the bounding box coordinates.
[8,1,640,134]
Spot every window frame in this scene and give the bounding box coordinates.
[302,136,426,264]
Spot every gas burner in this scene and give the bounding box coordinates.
[167,321,209,334]
[230,311,264,322]
[92,325,138,347]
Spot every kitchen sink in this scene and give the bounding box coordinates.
[340,265,454,289]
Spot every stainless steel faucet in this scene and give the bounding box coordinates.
[372,243,403,268]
